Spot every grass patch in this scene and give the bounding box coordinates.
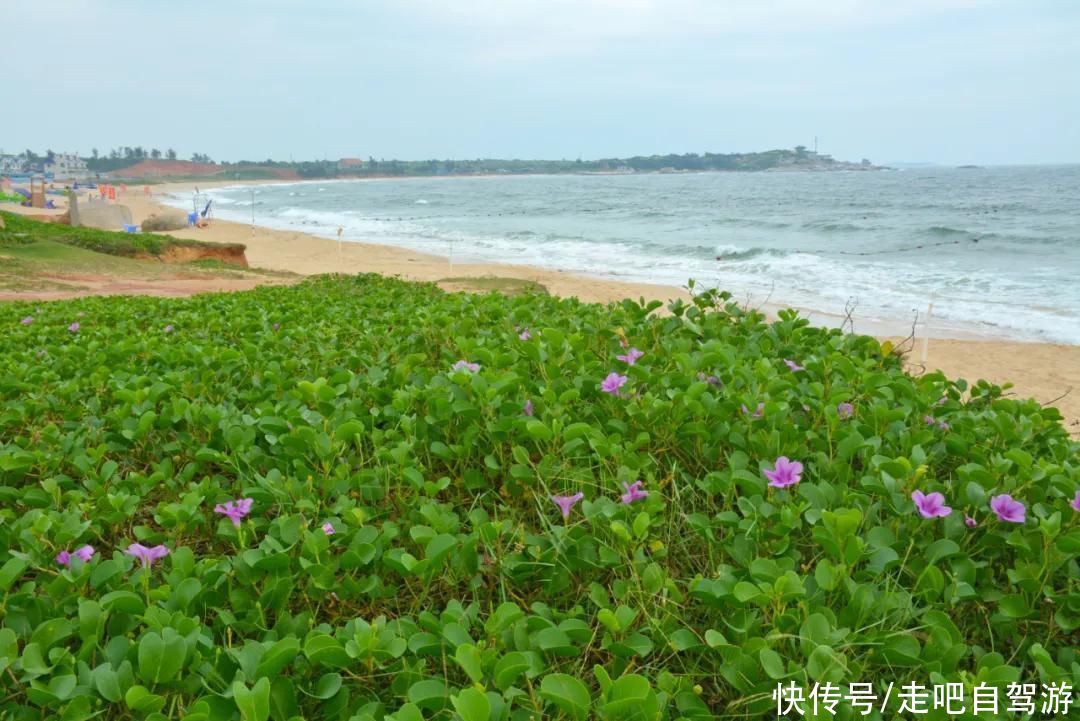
[0,210,245,258]
[184,258,298,278]
[439,274,549,296]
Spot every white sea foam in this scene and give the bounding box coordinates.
[193,170,1080,344]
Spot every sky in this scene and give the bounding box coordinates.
[6,0,1079,165]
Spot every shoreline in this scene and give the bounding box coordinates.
[4,183,1078,433]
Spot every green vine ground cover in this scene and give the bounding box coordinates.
[0,275,1077,721]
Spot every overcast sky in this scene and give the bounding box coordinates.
[7,0,1079,165]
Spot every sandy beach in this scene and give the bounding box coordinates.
[5,181,1079,434]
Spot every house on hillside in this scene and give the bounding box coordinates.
[44,153,89,180]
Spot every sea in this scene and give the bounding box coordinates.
[165,165,1080,344]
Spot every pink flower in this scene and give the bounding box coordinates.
[322,522,335,535]
[55,545,95,566]
[20,316,33,325]
[68,322,80,333]
[523,399,534,416]
[1071,491,1080,513]
[923,415,936,425]
[452,360,480,373]
[964,515,977,528]
[989,494,1026,524]
[620,481,648,504]
[741,402,765,419]
[837,402,854,419]
[164,324,174,333]
[764,457,803,488]
[213,498,254,528]
[696,372,721,387]
[551,492,584,519]
[125,543,170,569]
[519,328,532,341]
[912,490,952,519]
[600,372,627,394]
[784,359,804,372]
[616,347,644,365]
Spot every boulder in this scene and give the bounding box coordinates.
[69,195,133,230]
[141,212,189,232]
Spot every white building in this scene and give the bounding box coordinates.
[0,155,22,175]
[44,153,89,180]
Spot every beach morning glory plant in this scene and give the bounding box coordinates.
[551,492,584,519]
[322,522,336,535]
[784,359,804,372]
[523,399,534,416]
[126,543,170,569]
[764,457,803,488]
[452,360,480,373]
[616,347,644,365]
[837,402,854,419]
[990,494,1026,523]
[912,490,952,518]
[601,372,627,394]
[68,322,80,333]
[1070,491,1080,512]
[214,498,254,527]
[56,545,95,566]
[620,481,648,504]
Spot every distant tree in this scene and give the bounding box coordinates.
[109,148,120,160]
[166,148,177,160]
[150,148,161,160]
[123,147,134,160]
[91,148,99,159]
[795,145,807,156]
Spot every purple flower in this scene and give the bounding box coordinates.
[837,402,854,419]
[164,324,174,333]
[923,415,936,425]
[322,521,335,535]
[741,402,765,419]
[600,372,628,395]
[68,322,80,333]
[784,359,805,372]
[523,399,534,416]
[937,421,950,431]
[764,457,803,488]
[214,497,254,528]
[912,490,952,519]
[620,481,648,504]
[616,347,644,365]
[272,323,280,331]
[519,328,532,341]
[125,543,170,569]
[1071,491,1080,513]
[937,396,948,406]
[965,515,978,528]
[20,316,33,325]
[452,360,480,373]
[55,545,95,567]
[989,494,1026,524]
[696,372,721,387]
[551,492,584,519]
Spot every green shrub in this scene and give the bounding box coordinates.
[0,275,1077,720]
[0,210,244,258]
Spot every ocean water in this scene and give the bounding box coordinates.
[169,166,1080,343]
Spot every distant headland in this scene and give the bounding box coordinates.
[1,146,884,182]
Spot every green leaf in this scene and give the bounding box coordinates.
[451,687,491,721]
[137,629,186,685]
[233,677,271,721]
[454,643,484,684]
[539,674,591,721]
[407,679,448,710]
